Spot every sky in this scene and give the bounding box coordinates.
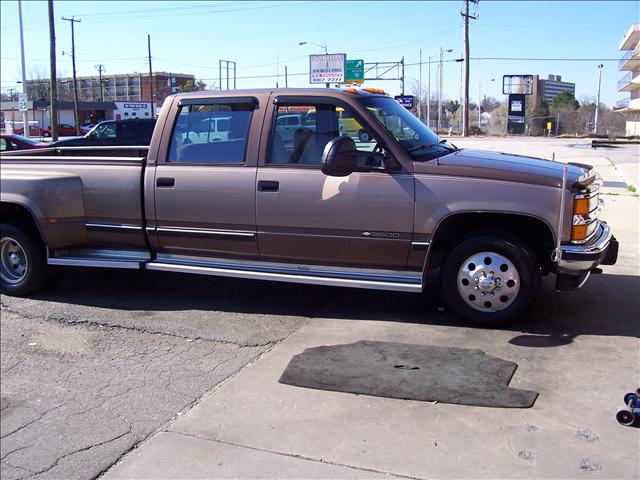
[1,0,638,107]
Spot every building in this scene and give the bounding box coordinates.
[1,99,155,132]
[25,71,195,105]
[616,24,640,136]
[536,74,576,105]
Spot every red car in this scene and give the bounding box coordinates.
[13,125,52,137]
[55,123,80,136]
[1,134,49,151]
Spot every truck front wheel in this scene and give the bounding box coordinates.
[0,223,48,296]
[440,234,540,326]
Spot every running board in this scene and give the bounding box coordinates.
[48,249,150,269]
[146,261,423,293]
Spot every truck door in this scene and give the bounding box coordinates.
[151,96,261,260]
[256,96,414,269]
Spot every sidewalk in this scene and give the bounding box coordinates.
[103,139,639,479]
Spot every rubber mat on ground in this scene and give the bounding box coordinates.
[279,340,538,408]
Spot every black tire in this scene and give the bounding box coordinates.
[616,409,635,426]
[0,223,48,296]
[440,234,540,326]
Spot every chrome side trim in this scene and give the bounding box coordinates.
[86,223,143,231]
[156,227,255,239]
[411,241,430,251]
[146,261,423,292]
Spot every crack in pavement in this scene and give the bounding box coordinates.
[167,431,425,480]
[1,304,280,348]
[22,431,134,479]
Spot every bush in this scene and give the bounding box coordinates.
[467,125,484,136]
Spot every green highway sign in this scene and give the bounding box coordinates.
[345,59,364,84]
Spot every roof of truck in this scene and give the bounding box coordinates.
[170,87,389,100]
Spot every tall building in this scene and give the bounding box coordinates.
[25,71,195,105]
[536,75,576,104]
[616,24,640,136]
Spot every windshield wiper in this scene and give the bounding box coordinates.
[407,139,455,153]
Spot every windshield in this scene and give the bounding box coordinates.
[359,96,456,161]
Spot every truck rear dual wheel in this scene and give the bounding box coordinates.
[0,223,48,296]
[441,234,540,326]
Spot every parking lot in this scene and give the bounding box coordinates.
[1,138,639,479]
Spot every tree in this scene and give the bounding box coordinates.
[179,79,207,93]
[551,91,579,110]
[480,96,501,113]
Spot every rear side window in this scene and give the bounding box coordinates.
[168,102,254,164]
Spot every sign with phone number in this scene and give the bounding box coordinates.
[309,53,346,84]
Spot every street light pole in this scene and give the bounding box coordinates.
[18,0,29,137]
[594,64,603,134]
[478,78,494,129]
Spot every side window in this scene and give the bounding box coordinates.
[94,122,116,139]
[168,102,254,164]
[0,138,8,151]
[267,103,379,167]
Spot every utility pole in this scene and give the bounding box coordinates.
[147,34,154,117]
[18,0,29,137]
[285,66,288,88]
[427,55,431,128]
[461,0,476,136]
[401,56,405,96]
[95,64,105,102]
[418,49,422,122]
[48,0,58,140]
[438,48,443,132]
[594,63,603,134]
[62,15,81,135]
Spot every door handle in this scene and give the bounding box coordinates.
[258,180,279,192]
[157,177,175,188]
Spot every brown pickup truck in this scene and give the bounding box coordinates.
[0,88,618,325]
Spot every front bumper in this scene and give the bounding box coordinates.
[555,221,618,291]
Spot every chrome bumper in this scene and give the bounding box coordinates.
[555,221,618,290]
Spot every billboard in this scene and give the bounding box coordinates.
[309,54,346,84]
[502,75,534,95]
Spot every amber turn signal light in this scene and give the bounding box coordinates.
[571,224,588,241]
[573,197,590,216]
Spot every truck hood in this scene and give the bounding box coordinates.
[413,149,589,189]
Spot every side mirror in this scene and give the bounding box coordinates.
[321,136,358,177]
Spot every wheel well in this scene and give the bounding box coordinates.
[0,202,46,249]
[426,213,555,273]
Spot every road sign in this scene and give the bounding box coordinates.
[345,59,364,84]
[394,95,414,109]
[309,53,346,84]
[18,94,28,112]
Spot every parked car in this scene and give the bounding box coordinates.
[55,124,80,136]
[0,133,49,151]
[0,88,618,326]
[13,126,51,137]
[52,118,156,147]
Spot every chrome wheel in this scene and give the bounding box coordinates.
[1,236,29,285]
[456,251,520,313]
